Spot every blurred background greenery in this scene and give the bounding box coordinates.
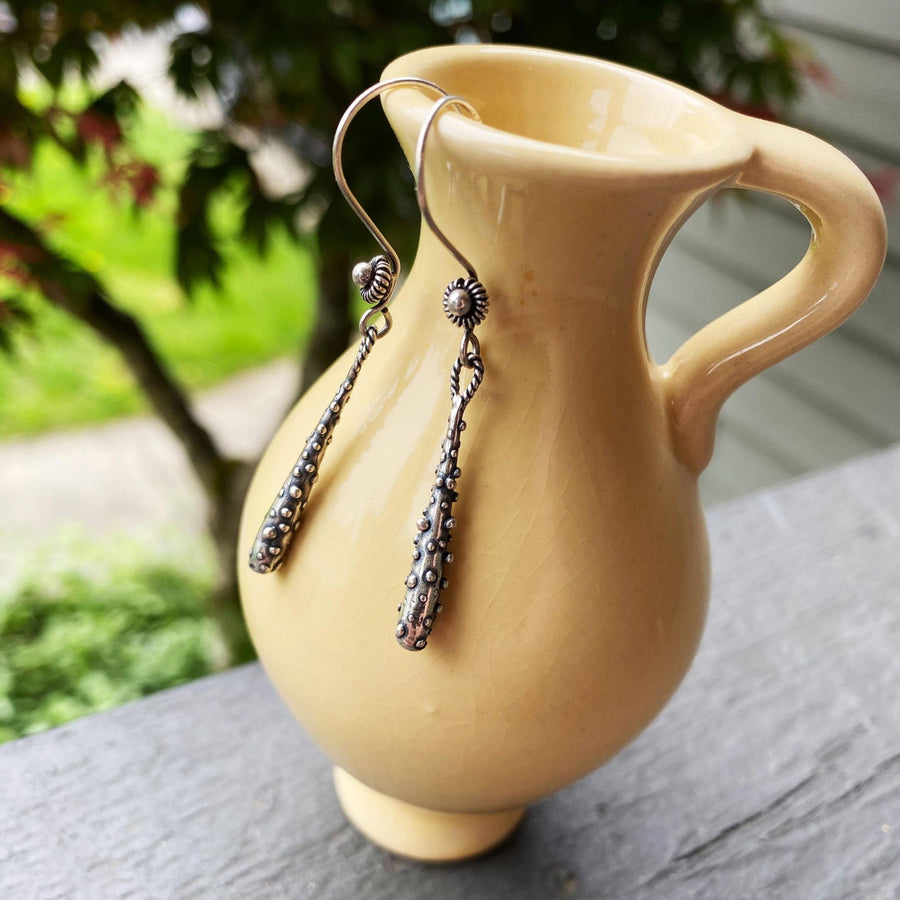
[0,1,803,742]
[1,104,314,436]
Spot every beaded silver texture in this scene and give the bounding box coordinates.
[396,346,484,650]
[249,327,378,573]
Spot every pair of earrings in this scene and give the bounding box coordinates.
[248,79,490,653]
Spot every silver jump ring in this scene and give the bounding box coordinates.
[359,306,392,338]
[459,329,480,366]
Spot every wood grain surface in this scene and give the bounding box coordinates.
[2,445,898,899]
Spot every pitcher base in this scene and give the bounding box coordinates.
[332,767,525,861]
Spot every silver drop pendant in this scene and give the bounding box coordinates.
[396,330,485,651]
[395,92,489,650]
[248,323,380,574]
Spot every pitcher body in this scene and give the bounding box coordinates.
[238,45,885,857]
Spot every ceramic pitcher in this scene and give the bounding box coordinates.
[238,45,886,861]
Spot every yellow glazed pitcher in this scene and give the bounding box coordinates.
[237,45,887,861]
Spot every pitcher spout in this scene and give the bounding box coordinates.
[381,46,752,331]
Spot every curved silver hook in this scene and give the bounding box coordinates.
[333,77,449,278]
[415,95,482,279]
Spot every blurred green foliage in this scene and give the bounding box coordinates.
[0,557,222,744]
[0,106,314,436]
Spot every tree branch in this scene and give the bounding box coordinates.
[1,208,230,501]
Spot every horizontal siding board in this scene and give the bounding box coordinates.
[700,425,797,505]
[766,0,900,46]
[715,379,874,470]
[646,313,795,504]
[674,193,900,359]
[648,310,873,468]
[648,247,900,443]
[781,27,900,158]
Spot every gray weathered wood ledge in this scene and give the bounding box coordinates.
[2,445,899,899]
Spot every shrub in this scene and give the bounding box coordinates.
[0,560,226,743]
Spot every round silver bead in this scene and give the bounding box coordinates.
[351,261,373,288]
[446,287,472,317]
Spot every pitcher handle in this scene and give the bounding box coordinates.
[658,115,887,474]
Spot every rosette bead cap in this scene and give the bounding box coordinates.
[442,277,489,328]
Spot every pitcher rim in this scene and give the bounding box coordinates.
[381,44,754,182]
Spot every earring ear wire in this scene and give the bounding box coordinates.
[415,95,481,278]
[248,78,449,575]
[333,76,450,283]
[395,94,489,651]
[334,76,450,338]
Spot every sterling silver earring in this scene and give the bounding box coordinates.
[395,95,488,651]
[249,78,448,574]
